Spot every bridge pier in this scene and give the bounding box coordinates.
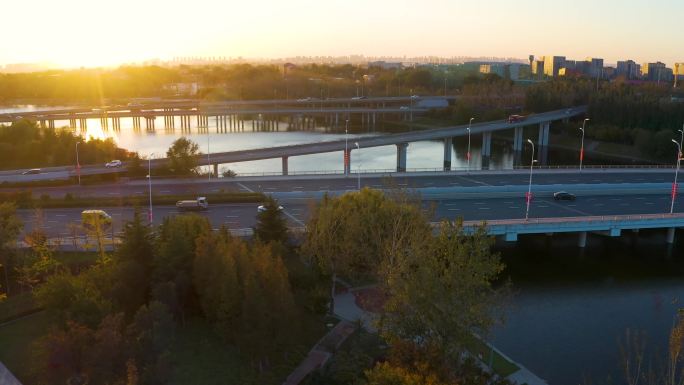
[213,164,219,178]
[282,156,289,176]
[505,232,518,242]
[112,117,121,130]
[48,119,55,129]
[396,143,408,172]
[443,137,452,171]
[481,131,492,170]
[79,118,87,130]
[667,227,676,244]
[578,231,587,248]
[538,122,550,165]
[145,117,155,131]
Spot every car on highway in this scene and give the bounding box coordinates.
[22,168,41,175]
[297,97,316,102]
[507,114,526,123]
[351,96,367,100]
[81,210,112,229]
[410,94,420,99]
[553,191,576,201]
[105,160,123,168]
[176,197,209,211]
[399,106,410,110]
[258,204,283,213]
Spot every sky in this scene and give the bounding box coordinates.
[1,0,681,68]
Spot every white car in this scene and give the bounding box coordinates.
[105,160,122,168]
[258,204,283,213]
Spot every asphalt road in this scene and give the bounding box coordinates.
[2,170,679,199]
[17,193,682,239]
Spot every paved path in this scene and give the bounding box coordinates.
[0,362,22,385]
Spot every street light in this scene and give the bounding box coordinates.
[525,139,536,221]
[207,124,211,180]
[147,153,154,225]
[579,118,589,171]
[75,141,81,186]
[467,117,474,172]
[671,139,682,214]
[355,142,361,190]
[345,119,349,174]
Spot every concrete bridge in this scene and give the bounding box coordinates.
[0,95,449,131]
[462,213,684,247]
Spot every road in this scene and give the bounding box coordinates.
[3,169,678,198]
[17,192,682,239]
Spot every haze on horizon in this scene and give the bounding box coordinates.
[2,0,681,68]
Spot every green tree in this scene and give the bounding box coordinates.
[254,197,288,244]
[166,137,200,175]
[16,209,63,291]
[0,202,23,298]
[111,210,155,316]
[380,220,506,367]
[302,189,430,314]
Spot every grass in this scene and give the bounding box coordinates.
[169,314,328,385]
[0,191,266,209]
[168,318,256,385]
[0,292,38,323]
[463,334,520,377]
[0,311,50,383]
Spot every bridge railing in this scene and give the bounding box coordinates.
[461,213,684,228]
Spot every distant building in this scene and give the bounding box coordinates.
[531,60,545,79]
[616,60,640,79]
[368,61,402,70]
[585,58,604,78]
[543,56,566,77]
[479,63,526,80]
[641,62,671,82]
[283,63,297,77]
[674,63,684,87]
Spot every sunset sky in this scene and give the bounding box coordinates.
[2,0,681,68]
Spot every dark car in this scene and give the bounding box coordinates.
[553,191,576,201]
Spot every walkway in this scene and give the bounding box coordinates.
[0,362,22,385]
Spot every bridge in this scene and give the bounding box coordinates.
[0,105,587,182]
[0,95,449,131]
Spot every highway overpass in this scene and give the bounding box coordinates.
[0,105,587,181]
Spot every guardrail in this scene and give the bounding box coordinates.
[461,212,684,227]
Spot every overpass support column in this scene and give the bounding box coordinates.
[513,126,524,166]
[666,227,676,244]
[213,164,218,178]
[282,156,289,176]
[481,131,492,169]
[578,231,587,248]
[538,122,550,165]
[396,143,408,173]
[443,137,452,171]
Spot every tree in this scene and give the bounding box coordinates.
[154,214,211,323]
[379,220,506,368]
[16,209,63,291]
[254,197,288,244]
[82,211,112,263]
[302,188,430,314]
[0,202,22,297]
[111,210,155,316]
[166,137,200,175]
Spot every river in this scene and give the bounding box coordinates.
[494,230,684,385]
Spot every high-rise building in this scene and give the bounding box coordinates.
[531,59,545,79]
[616,60,640,79]
[543,56,566,77]
[585,58,604,78]
[641,62,670,82]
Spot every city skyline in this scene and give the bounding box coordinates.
[2,0,682,69]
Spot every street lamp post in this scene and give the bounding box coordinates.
[75,141,81,186]
[207,125,211,180]
[148,153,154,225]
[671,139,682,214]
[345,119,349,174]
[579,118,589,171]
[525,139,536,221]
[355,142,361,190]
[467,118,474,172]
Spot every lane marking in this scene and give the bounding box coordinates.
[283,210,305,226]
[237,182,254,193]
